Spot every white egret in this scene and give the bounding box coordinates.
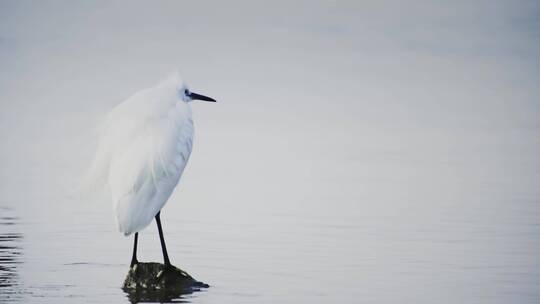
[88,71,216,269]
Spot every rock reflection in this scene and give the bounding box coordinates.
[124,287,197,303]
[0,207,23,302]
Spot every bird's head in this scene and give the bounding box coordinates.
[179,84,216,103]
[165,71,217,103]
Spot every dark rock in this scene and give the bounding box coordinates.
[122,262,209,303]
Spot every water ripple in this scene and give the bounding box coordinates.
[0,207,23,302]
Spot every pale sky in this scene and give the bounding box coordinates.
[1,2,540,303]
[1,0,539,203]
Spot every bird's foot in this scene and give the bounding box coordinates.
[130,259,139,269]
[156,263,177,279]
[163,262,175,272]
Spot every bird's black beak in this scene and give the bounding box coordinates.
[189,92,216,102]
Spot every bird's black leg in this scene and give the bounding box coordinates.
[130,232,139,268]
[155,211,172,268]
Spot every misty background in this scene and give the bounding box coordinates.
[1,1,539,303]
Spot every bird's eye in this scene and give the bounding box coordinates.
[184,89,189,95]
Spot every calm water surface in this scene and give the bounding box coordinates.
[1,145,539,303]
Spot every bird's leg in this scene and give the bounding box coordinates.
[155,211,172,269]
[130,232,139,268]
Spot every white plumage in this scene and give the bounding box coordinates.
[88,72,213,236]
